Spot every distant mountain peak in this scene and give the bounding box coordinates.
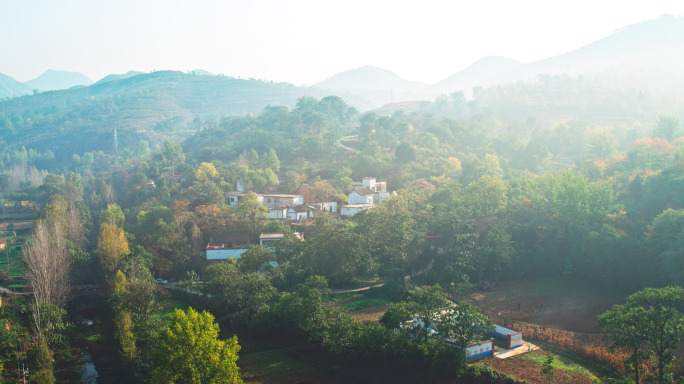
[315,66,425,93]
[26,70,93,92]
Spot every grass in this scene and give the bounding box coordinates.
[1,237,28,286]
[521,351,602,382]
[331,292,390,311]
[239,349,310,379]
[159,297,191,317]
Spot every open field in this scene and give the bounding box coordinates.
[469,277,626,333]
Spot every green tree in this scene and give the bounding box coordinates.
[628,287,684,383]
[600,286,684,384]
[653,115,681,141]
[395,142,416,164]
[540,354,555,383]
[235,191,268,233]
[333,167,353,193]
[151,307,242,384]
[381,285,450,342]
[599,304,649,384]
[434,301,494,349]
[262,148,280,172]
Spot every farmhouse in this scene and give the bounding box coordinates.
[287,205,317,222]
[262,194,304,209]
[259,232,303,247]
[226,191,265,208]
[340,203,374,217]
[348,187,377,205]
[205,233,251,261]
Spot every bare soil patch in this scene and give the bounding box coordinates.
[469,278,625,333]
[482,351,597,384]
[0,220,33,231]
[349,303,388,322]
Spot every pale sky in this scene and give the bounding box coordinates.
[1,0,684,85]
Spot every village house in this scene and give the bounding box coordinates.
[348,187,377,205]
[261,194,304,209]
[297,184,314,203]
[340,177,394,217]
[205,233,251,261]
[311,201,337,213]
[340,203,374,217]
[226,191,266,208]
[268,206,288,219]
[286,204,317,222]
[259,232,304,247]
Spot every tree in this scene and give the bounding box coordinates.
[98,221,129,275]
[395,142,416,164]
[598,304,649,384]
[100,203,125,227]
[23,220,71,308]
[151,307,242,384]
[381,285,450,342]
[653,115,681,141]
[628,287,684,383]
[540,354,555,383]
[334,167,353,192]
[600,286,684,384]
[195,162,221,184]
[262,148,280,172]
[434,301,494,349]
[235,191,268,233]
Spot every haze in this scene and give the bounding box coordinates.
[2,0,684,85]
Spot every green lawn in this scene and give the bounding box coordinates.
[331,292,389,311]
[239,349,310,379]
[1,236,29,285]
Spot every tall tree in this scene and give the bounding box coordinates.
[98,221,129,275]
[23,220,71,308]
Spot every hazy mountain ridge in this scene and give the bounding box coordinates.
[314,15,684,105]
[96,70,145,84]
[430,56,524,95]
[25,69,93,92]
[0,73,32,98]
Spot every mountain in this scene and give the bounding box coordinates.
[96,70,145,84]
[25,70,93,92]
[496,14,684,84]
[430,56,523,95]
[314,66,426,107]
[0,70,369,162]
[316,66,424,93]
[0,73,32,99]
[431,14,684,96]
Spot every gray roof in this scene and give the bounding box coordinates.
[352,187,375,196]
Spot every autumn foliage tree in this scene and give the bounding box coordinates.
[151,307,242,384]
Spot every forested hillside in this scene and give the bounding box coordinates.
[0,71,368,165]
